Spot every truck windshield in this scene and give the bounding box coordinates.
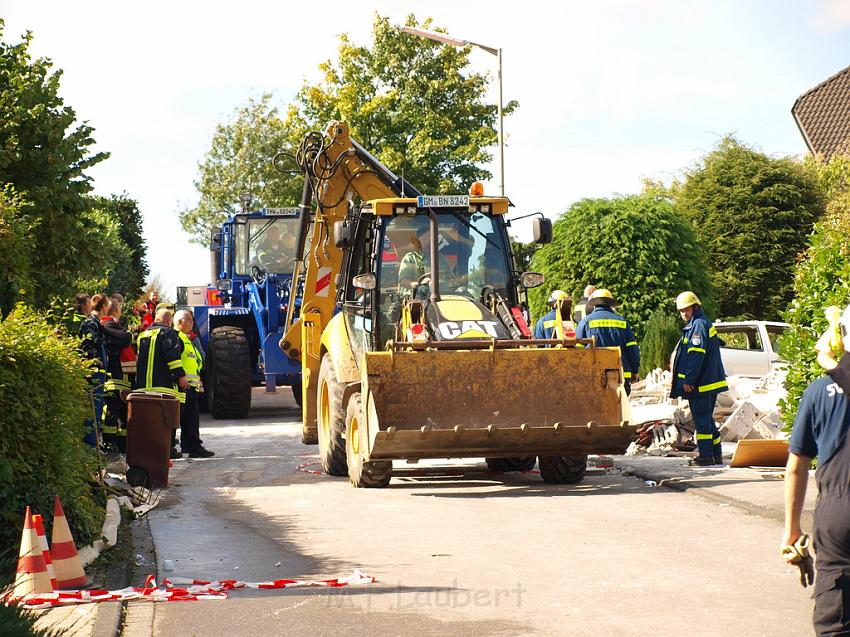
[379,211,511,300]
[234,217,300,275]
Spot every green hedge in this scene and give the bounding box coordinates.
[0,306,104,585]
[639,307,682,376]
[780,155,850,432]
[529,194,713,336]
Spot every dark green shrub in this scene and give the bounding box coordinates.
[0,306,103,585]
[639,307,682,376]
[676,136,824,320]
[529,194,713,336]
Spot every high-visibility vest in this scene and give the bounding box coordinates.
[178,331,202,388]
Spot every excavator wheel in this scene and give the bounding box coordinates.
[538,454,588,484]
[207,326,252,419]
[345,393,392,488]
[316,355,347,476]
[485,457,537,472]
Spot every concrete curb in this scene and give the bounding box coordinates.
[615,458,815,530]
[616,460,783,521]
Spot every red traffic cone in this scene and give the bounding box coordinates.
[12,506,52,599]
[31,513,57,591]
[51,496,88,589]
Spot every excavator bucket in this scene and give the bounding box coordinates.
[360,345,636,461]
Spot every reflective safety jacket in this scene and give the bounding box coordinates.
[576,306,640,380]
[533,308,558,339]
[101,316,133,391]
[178,331,202,388]
[670,307,728,398]
[134,323,185,402]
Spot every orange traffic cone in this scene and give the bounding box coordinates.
[32,513,58,591]
[51,496,88,589]
[12,506,52,599]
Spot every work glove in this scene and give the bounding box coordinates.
[782,533,815,588]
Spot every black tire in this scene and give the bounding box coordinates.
[345,393,392,488]
[207,326,252,419]
[126,466,148,488]
[485,457,537,472]
[317,355,347,476]
[538,455,588,484]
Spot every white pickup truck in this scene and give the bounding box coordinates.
[669,320,789,378]
[713,320,789,377]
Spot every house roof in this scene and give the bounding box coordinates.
[792,64,850,160]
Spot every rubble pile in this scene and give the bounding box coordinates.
[627,368,787,457]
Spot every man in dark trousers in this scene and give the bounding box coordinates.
[670,291,728,466]
[173,310,214,458]
[784,303,850,637]
[135,307,187,459]
[576,289,640,394]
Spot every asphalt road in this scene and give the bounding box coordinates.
[126,388,813,637]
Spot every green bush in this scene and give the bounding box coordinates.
[529,194,713,336]
[639,307,682,376]
[0,306,103,585]
[780,155,850,432]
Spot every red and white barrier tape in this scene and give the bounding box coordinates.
[5,570,374,609]
[296,461,324,475]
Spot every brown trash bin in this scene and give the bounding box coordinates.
[126,392,180,489]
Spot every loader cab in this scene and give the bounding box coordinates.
[338,196,518,363]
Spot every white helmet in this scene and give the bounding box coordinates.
[841,303,850,353]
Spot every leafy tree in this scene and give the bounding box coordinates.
[181,14,515,245]
[529,194,713,336]
[87,194,149,298]
[179,94,301,244]
[780,154,850,431]
[675,137,824,320]
[71,207,125,294]
[0,21,108,307]
[293,15,515,195]
[0,187,35,315]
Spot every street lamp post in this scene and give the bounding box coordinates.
[400,26,505,196]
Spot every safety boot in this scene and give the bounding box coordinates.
[690,456,717,467]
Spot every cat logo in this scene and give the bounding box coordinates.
[438,320,500,340]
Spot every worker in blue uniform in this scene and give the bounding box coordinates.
[576,289,640,395]
[533,290,569,339]
[784,303,850,637]
[670,291,728,466]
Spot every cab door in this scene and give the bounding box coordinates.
[341,212,377,366]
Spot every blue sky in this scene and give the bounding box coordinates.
[3,0,850,294]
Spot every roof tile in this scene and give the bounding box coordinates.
[792,64,850,160]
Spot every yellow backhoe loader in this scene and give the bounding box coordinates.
[280,122,635,487]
